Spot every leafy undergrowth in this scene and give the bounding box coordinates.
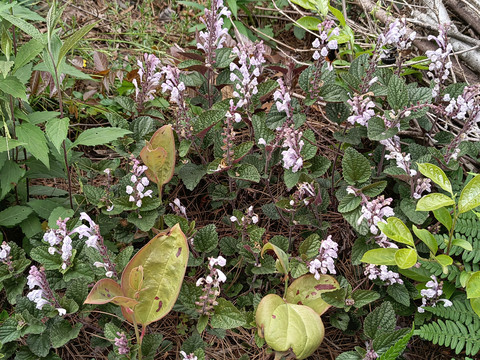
[0,0,480,359]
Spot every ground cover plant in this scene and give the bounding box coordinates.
[1,0,480,359]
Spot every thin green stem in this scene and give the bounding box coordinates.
[131,312,142,360]
[446,205,458,256]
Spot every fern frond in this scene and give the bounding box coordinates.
[424,299,480,325]
[419,260,480,288]
[414,319,480,356]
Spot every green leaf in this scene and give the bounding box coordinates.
[361,248,397,266]
[17,123,49,168]
[286,274,339,315]
[387,75,408,110]
[0,75,27,99]
[452,238,473,251]
[26,332,50,357]
[394,248,417,269]
[470,297,480,317]
[361,181,388,197]
[412,225,437,254]
[127,211,158,232]
[364,302,396,339]
[256,294,325,360]
[367,117,398,141]
[320,287,347,308]
[193,224,218,253]
[400,198,428,225]
[72,127,131,147]
[299,234,321,259]
[121,224,189,326]
[58,22,96,63]
[0,318,21,344]
[0,136,25,153]
[210,298,246,329]
[433,207,452,231]
[178,163,206,191]
[228,164,260,183]
[351,290,380,308]
[296,16,322,30]
[193,110,225,136]
[338,194,361,213]
[378,327,414,360]
[290,0,317,11]
[435,254,453,267]
[261,242,289,275]
[458,174,480,214]
[387,283,410,307]
[84,278,139,308]
[46,117,69,152]
[416,193,455,211]
[377,217,414,246]
[48,207,74,228]
[0,160,25,200]
[466,272,480,299]
[0,12,42,40]
[342,147,371,185]
[49,319,82,348]
[0,206,32,227]
[417,163,453,194]
[13,39,44,72]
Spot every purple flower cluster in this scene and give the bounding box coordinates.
[312,20,340,71]
[180,351,198,360]
[0,242,13,272]
[426,23,452,98]
[413,178,432,199]
[364,264,403,285]
[27,265,66,315]
[379,18,416,53]
[133,53,162,110]
[43,217,73,270]
[230,41,266,109]
[308,235,338,279]
[291,182,318,207]
[197,0,231,66]
[230,206,259,225]
[221,100,240,167]
[72,212,117,279]
[170,198,188,219]
[380,136,417,176]
[273,78,292,118]
[354,192,395,235]
[196,256,227,315]
[281,126,304,173]
[418,275,453,313]
[160,65,192,139]
[114,332,129,355]
[126,156,153,208]
[347,96,376,126]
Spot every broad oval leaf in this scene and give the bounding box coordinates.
[452,238,473,251]
[84,278,139,308]
[412,225,438,255]
[121,224,188,326]
[261,242,289,275]
[377,217,414,246]
[285,274,339,315]
[417,163,452,194]
[466,272,480,299]
[140,125,176,198]
[458,174,480,214]
[256,294,325,360]
[394,248,417,269]
[360,248,398,265]
[416,193,455,212]
[470,297,480,317]
[296,16,322,30]
[433,207,452,231]
[435,254,453,268]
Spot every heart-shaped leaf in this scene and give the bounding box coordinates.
[121,224,188,326]
[285,274,339,315]
[84,278,138,308]
[256,294,325,360]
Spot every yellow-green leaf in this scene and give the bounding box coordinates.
[121,224,188,326]
[412,225,437,255]
[360,248,398,265]
[458,174,480,214]
[466,272,480,299]
[140,125,176,198]
[435,254,453,268]
[261,242,289,275]
[84,278,139,308]
[417,163,452,194]
[470,297,480,317]
[256,294,324,360]
[377,217,414,246]
[416,193,455,212]
[285,274,339,316]
[452,238,473,251]
[394,248,417,269]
